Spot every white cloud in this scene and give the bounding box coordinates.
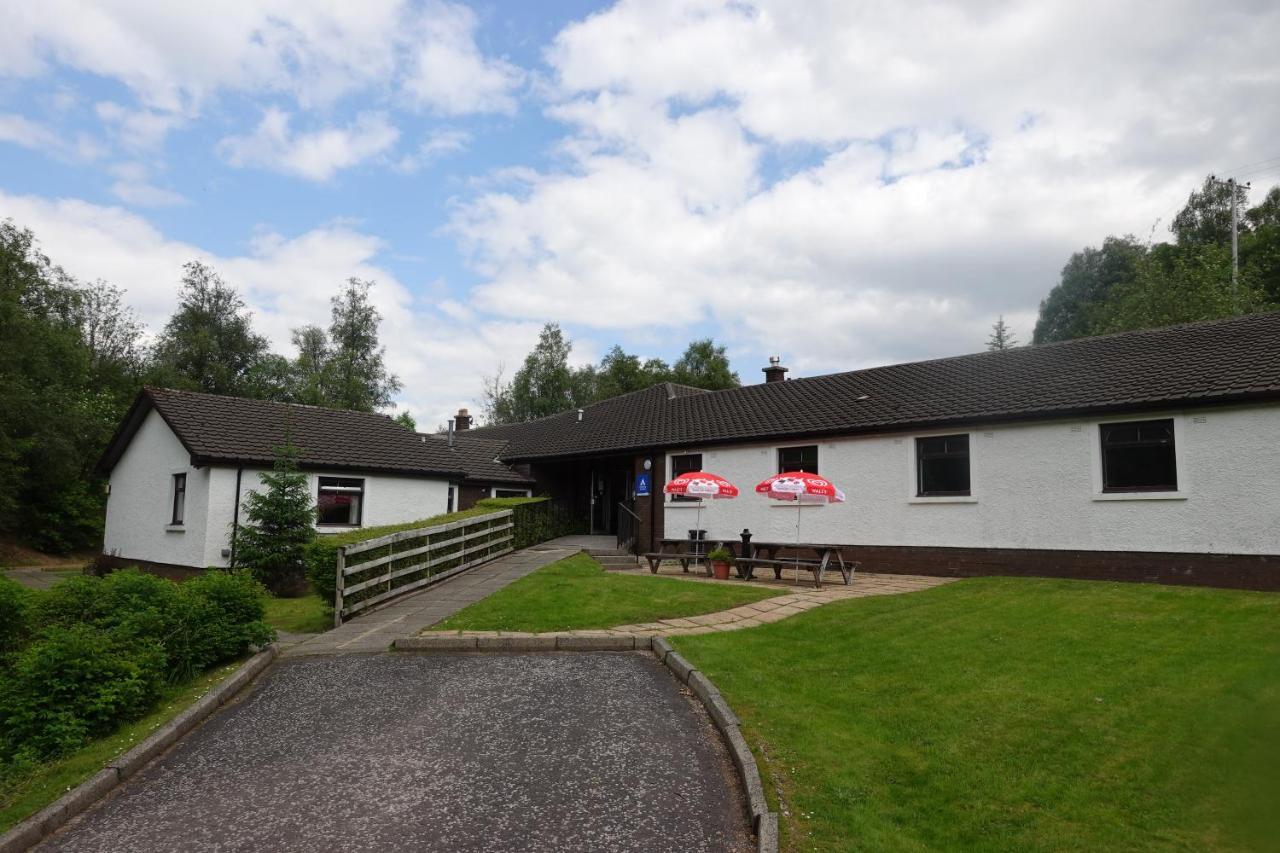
[95,101,185,150]
[218,110,401,182]
[394,128,471,174]
[401,2,524,115]
[0,112,59,149]
[1,1,522,116]
[0,189,542,426]
[450,0,1280,372]
[107,162,186,207]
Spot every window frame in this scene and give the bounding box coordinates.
[1097,417,1181,496]
[492,487,532,499]
[170,472,186,526]
[914,433,972,498]
[776,444,818,475]
[668,452,703,502]
[316,476,366,527]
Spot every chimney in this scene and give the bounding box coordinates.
[455,408,472,430]
[763,355,788,383]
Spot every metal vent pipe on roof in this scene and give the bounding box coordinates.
[577,408,584,422]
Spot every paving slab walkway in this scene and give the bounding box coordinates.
[424,570,955,641]
[3,567,83,590]
[38,653,751,853]
[286,544,574,656]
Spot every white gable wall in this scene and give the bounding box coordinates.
[662,404,1280,556]
[103,409,210,567]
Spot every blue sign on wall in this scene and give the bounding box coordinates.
[635,471,651,496]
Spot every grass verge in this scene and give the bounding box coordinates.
[431,552,784,633]
[262,593,332,634]
[0,658,244,833]
[674,577,1280,852]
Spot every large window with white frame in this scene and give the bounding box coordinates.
[1100,419,1178,492]
[317,477,364,526]
[915,434,970,496]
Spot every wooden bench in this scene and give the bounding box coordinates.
[735,544,859,588]
[641,538,729,576]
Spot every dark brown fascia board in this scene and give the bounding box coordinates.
[495,391,1280,463]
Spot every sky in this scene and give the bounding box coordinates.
[1,0,1278,427]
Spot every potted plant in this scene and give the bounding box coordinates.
[707,546,734,580]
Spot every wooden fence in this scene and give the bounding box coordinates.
[333,509,514,626]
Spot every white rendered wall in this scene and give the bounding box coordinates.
[203,466,452,567]
[104,410,211,567]
[662,404,1280,556]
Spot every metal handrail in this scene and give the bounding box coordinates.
[617,502,641,553]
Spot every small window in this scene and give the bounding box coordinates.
[1101,419,1177,492]
[494,488,530,499]
[318,477,364,526]
[916,435,970,496]
[170,473,186,525]
[446,485,455,514]
[778,445,818,475]
[670,453,703,501]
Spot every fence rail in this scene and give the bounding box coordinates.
[333,509,514,626]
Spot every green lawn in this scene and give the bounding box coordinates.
[431,552,784,633]
[0,659,243,832]
[674,577,1280,852]
[262,593,332,634]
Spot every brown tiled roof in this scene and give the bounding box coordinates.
[471,312,1280,460]
[99,388,470,478]
[421,433,535,485]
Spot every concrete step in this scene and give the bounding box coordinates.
[586,548,633,558]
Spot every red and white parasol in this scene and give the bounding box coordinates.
[664,471,739,564]
[755,471,845,584]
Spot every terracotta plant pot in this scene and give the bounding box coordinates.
[711,560,732,580]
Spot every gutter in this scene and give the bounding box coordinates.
[229,466,243,567]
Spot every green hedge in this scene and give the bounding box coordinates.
[0,569,273,764]
[476,497,586,549]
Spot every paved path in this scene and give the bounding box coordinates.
[39,653,751,853]
[286,544,574,656]
[3,567,82,590]
[426,570,955,641]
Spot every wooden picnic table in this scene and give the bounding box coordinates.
[734,542,859,588]
[642,537,732,577]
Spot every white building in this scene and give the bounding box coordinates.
[96,389,533,574]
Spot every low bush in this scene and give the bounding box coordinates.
[0,626,166,761]
[0,576,33,656]
[0,568,274,762]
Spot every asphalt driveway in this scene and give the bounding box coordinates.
[40,653,751,852]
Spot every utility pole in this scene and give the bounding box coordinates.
[1211,174,1250,314]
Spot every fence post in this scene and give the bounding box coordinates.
[334,546,346,628]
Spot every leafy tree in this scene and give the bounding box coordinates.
[1094,243,1265,334]
[1171,175,1250,246]
[641,357,672,384]
[71,280,145,391]
[394,411,416,430]
[323,278,401,411]
[671,339,740,389]
[290,324,330,405]
[1033,236,1145,344]
[987,316,1017,351]
[149,261,269,396]
[0,221,113,551]
[232,440,315,597]
[505,323,580,420]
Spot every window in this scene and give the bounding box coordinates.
[317,477,364,526]
[670,453,702,501]
[494,488,530,499]
[777,445,818,474]
[916,434,970,496]
[170,473,186,525]
[1101,419,1177,492]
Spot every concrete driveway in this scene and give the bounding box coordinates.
[40,653,752,852]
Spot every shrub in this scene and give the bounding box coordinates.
[0,625,165,761]
[0,576,33,656]
[174,570,273,679]
[707,546,734,562]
